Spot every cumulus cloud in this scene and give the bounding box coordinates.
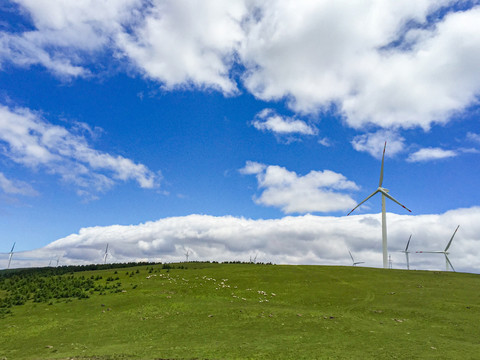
[239,160,266,175]
[0,104,159,197]
[116,0,247,93]
[5,207,480,273]
[1,0,247,93]
[351,130,405,158]
[3,1,480,130]
[241,1,480,130]
[251,108,317,136]
[407,147,458,162]
[240,161,358,213]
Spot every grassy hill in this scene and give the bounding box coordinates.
[1,262,479,359]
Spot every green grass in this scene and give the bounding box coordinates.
[1,263,479,359]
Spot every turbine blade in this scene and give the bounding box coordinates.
[445,254,455,272]
[380,190,412,212]
[105,243,109,254]
[379,141,386,187]
[445,225,459,252]
[10,242,16,253]
[349,250,354,263]
[405,235,412,252]
[347,190,379,216]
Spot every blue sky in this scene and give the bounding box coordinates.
[1,0,480,272]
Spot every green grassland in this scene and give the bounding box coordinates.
[1,262,479,359]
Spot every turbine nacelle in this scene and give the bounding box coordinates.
[349,250,365,267]
[416,225,459,272]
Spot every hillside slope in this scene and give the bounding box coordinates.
[1,263,479,359]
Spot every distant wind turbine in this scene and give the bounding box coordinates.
[417,225,459,272]
[184,248,190,262]
[398,235,412,270]
[104,243,109,265]
[7,242,15,269]
[349,250,364,266]
[348,142,412,268]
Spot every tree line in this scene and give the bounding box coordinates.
[0,262,157,317]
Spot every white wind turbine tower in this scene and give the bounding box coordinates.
[103,243,109,265]
[349,250,364,266]
[49,255,59,267]
[7,242,15,269]
[348,142,412,269]
[398,235,412,270]
[417,225,459,272]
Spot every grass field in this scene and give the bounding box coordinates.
[1,262,479,359]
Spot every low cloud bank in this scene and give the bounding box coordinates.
[4,207,480,273]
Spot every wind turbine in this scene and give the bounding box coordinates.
[398,235,412,270]
[417,225,459,272]
[184,248,190,262]
[7,242,15,269]
[349,250,364,266]
[347,142,412,268]
[103,243,109,265]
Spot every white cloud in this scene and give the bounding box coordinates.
[252,108,317,136]
[318,137,332,147]
[239,161,266,175]
[0,172,38,196]
[240,162,358,213]
[3,2,480,131]
[459,147,480,154]
[351,130,405,158]
[0,104,159,197]
[6,207,480,273]
[407,147,457,162]
[467,132,480,143]
[0,33,86,76]
[2,0,247,93]
[0,0,141,76]
[241,1,480,130]
[116,0,247,93]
